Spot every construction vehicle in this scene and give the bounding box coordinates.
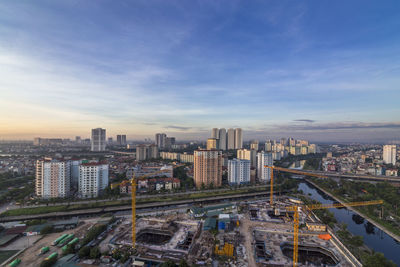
[264,166,329,205]
[52,233,68,246]
[67,237,79,246]
[131,168,177,249]
[57,234,74,246]
[286,200,383,267]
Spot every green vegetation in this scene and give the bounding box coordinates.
[25,219,47,226]
[0,186,274,217]
[40,225,54,235]
[0,174,35,205]
[173,166,194,189]
[80,224,107,246]
[310,178,400,237]
[363,252,397,267]
[303,158,321,170]
[0,250,18,265]
[78,246,90,258]
[40,256,57,267]
[89,247,101,259]
[161,260,177,267]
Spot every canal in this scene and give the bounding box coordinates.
[298,181,400,265]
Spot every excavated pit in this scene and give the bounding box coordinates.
[281,243,339,266]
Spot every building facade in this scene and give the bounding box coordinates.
[237,148,257,168]
[235,128,243,149]
[257,152,273,182]
[383,145,397,165]
[227,128,235,150]
[91,128,106,151]
[78,163,109,198]
[194,150,222,188]
[35,159,71,198]
[207,138,218,150]
[228,159,250,185]
[155,133,167,149]
[219,128,227,150]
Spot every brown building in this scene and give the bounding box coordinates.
[194,150,222,188]
[206,138,218,150]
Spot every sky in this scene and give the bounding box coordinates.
[0,0,400,142]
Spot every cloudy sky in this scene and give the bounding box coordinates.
[1,0,400,142]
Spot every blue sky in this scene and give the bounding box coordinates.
[1,0,400,142]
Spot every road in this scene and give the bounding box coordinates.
[15,184,269,209]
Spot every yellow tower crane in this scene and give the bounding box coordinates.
[286,199,383,267]
[131,167,183,249]
[264,166,329,205]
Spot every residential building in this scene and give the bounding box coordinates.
[237,148,257,168]
[78,163,109,198]
[207,138,218,150]
[219,128,227,150]
[155,133,167,149]
[228,159,250,185]
[383,145,397,165]
[227,128,235,150]
[35,158,71,198]
[211,128,219,139]
[91,128,106,151]
[194,150,222,188]
[136,144,159,161]
[250,140,259,151]
[257,152,273,182]
[235,128,243,149]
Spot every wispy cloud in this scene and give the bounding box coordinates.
[293,119,315,123]
[164,125,193,131]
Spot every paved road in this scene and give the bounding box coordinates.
[15,185,269,209]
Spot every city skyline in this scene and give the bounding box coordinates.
[1,1,400,142]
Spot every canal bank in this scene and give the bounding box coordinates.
[305,179,400,243]
[297,180,400,265]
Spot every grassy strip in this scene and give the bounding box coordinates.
[0,186,269,217]
[0,250,19,265]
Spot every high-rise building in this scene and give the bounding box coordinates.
[78,163,109,198]
[155,133,167,149]
[108,137,113,144]
[235,128,243,149]
[228,159,251,185]
[227,128,235,150]
[250,140,259,151]
[194,150,222,188]
[117,135,122,145]
[237,149,257,168]
[265,140,272,152]
[211,128,219,139]
[136,144,159,161]
[289,137,296,146]
[219,128,227,150]
[35,159,71,198]
[122,135,127,145]
[383,145,397,165]
[91,128,106,151]
[257,152,273,182]
[165,137,176,148]
[207,138,218,150]
[280,138,287,146]
[75,136,81,144]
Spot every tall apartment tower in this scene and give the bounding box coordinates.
[228,159,251,185]
[35,159,71,198]
[257,152,273,183]
[235,128,243,149]
[211,128,219,139]
[237,148,257,168]
[250,140,259,151]
[227,128,235,150]
[78,163,109,198]
[155,133,167,149]
[91,128,106,151]
[194,150,222,188]
[383,145,397,165]
[219,128,227,150]
[207,138,218,150]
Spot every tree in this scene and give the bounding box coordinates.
[90,247,101,259]
[40,257,57,267]
[40,225,53,235]
[364,252,396,267]
[78,246,90,258]
[161,260,176,267]
[179,259,190,267]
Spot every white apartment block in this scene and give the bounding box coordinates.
[257,152,273,182]
[383,145,397,165]
[78,163,109,198]
[35,159,71,198]
[228,159,250,185]
[237,148,257,168]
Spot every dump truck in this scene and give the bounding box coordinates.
[7,259,21,267]
[52,234,68,246]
